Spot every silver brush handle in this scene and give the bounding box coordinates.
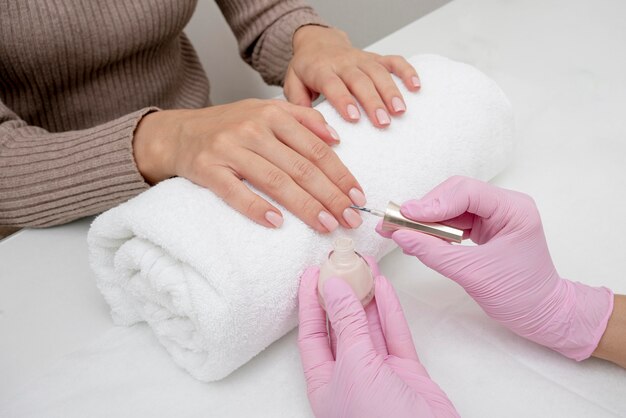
[381,201,464,243]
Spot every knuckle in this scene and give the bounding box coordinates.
[237,120,262,137]
[220,180,240,202]
[211,132,232,152]
[298,195,320,217]
[308,141,332,163]
[189,150,213,177]
[324,190,348,211]
[291,159,317,182]
[332,169,353,189]
[244,196,263,217]
[259,103,283,121]
[265,169,288,191]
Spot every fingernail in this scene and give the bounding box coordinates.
[391,97,406,113]
[326,124,340,142]
[348,188,366,206]
[347,104,360,120]
[376,108,391,126]
[342,208,362,229]
[265,211,284,228]
[411,76,421,89]
[318,210,339,232]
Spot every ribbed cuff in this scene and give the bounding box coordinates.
[252,7,328,86]
[0,107,158,227]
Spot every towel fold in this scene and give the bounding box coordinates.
[88,54,514,381]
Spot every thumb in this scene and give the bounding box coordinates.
[323,277,376,357]
[392,229,472,275]
[284,69,313,107]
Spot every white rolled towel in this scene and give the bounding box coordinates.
[88,54,514,381]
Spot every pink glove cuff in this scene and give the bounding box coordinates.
[530,280,614,361]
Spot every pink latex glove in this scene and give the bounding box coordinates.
[297,264,459,418]
[378,176,614,361]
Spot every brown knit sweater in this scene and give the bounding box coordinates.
[0,0,325,227]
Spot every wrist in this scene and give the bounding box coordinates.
[292,25,350,52]
[531,279,613,361]
[133,110,180,185]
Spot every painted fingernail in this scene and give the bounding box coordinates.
[326,124,340,142]
[348,188,367,206]
[343,208,362,229]
[265,211,284,228]
[347,104,360,120]
[318,210,339,232]
[411,76,421,89]
[376,108,391,126]
[391,97,406,113]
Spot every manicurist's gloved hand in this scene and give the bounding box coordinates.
[297,265,459,418]
[378,176,614,361]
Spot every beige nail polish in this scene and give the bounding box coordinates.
[376,108,391,125]
[347,104,360,120]
[318,210,339,232]
[264,211,283,228]
[326,124,340,142]
[348,188,367,206]
[392,97,406,113]
[318,236,375,309]
[342,208,362,228]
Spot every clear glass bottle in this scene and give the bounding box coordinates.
[318,236,375,309]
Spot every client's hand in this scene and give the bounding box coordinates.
[133,99,366,233]
[378,176,614,361]
[297,266,458,418]
[286,26,420,128]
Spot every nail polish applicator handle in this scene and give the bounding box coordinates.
[351,201,464,243]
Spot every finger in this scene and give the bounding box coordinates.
[329,320,337,358]
[400,176,502,223]
[342,67,391,128]
[322,277,377,359]
[375,219,394,239]
[386,357,460,414]
[233,150,338,233]
[362,255,381,277]
[297,267,335,391]
[283,69,314,108]
[272,100,340,145]
[391,229,473,275]
[249,137,361,230]
[268,113,367,207]
[386,356,431,379]
[315,71,361,122]
[365,297,388,356]
[377,55,421,92]
[201,166,284,228]
[329,256,386,356]
[373,276,420,362]
[359,61,407,115]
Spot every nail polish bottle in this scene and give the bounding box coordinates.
[318,236,375,309]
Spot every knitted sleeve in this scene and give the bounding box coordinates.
[0,100,153,227]
[215,0,328,86]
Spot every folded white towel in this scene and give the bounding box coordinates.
[88,54,514,381]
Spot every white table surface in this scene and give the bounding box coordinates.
[2,0,626,416]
